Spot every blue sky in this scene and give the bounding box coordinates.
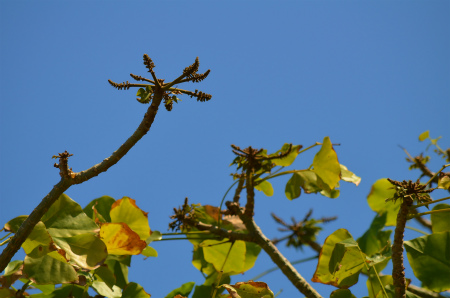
[1,1,449,297]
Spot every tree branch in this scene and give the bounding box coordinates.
[0,90,164,272]
[226,202,323,298]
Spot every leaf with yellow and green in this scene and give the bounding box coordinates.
[164,281,196,298]
[202,240,246,274]
[141,246,158,257]
[23,245,78,285]
[418,130,429,141]
[367,179,399,226]
[312,229,365,288]
[431,204,450,233]
[110,197,151,241]
[254,180,274,197]
[270,143,302,167]
[4,217,53,255]
[100,222,147,255]
[83,195,116,223]
[52,233,107,270]
[438,176,450,190]
[313,137,341,189]
[284,170,331,200]
[220,281,274,298]
[41,194,99,237]
[404,231,450,292]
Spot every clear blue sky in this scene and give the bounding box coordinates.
[1,1,449,297]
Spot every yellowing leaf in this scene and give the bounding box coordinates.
[312,229,364,288]
[110,197,151,241]
[220,281,274,298]
[202,240,246,274]
[340,164,361,186]
[418,131,429,141]
[438,176,450,190]
[313,137,341,189]
[367,179,399,226]
[254,180,274,197]
[100,222,147,255]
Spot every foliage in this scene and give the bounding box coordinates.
[1,55,449,298]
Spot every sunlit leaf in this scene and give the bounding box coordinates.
[367,179,399,226]
[83,195,116,223]
[92,282,122,298]
[52,233,107,270]
[357,213,392,257]
[165,281,195,298]
[100,222,147,255]
[404,231,450,292]
[141,246,158,257]
[122,282,151,298]
[312,229,364,288]
[313,137,341,189]
[254,180,274,197]
[3,260,23,276]
[41,194,99,237]
[271,144,302,167]
[220,281,274,298]
[202,240,246,274]
[23,245,78,284]
[418,131,429,141]
[431,204,450,233]
[438,176,450,190]
[340,165,361,186]
[110,197,151,241]
[330,289,356,298]
[285,170,331,201]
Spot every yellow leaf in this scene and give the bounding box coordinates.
[100,223,147,255]
[110,197,151,241]
[313,137,341,189]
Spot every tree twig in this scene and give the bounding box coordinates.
[0,90,165,272]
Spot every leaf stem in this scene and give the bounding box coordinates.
[424,164,450,187]
[407,208,450,220]
[217,179,239,229]
[0,232,12,242]
[404,226,429,235]
[412,196,450,209]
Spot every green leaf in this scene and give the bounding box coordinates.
[92,282,122,298]
[165,281,195,298]
[122,282,151,298]
[220,281,274,298]
[4,215,28,233]
[330,289,357,298]
[438,176,450,190]
[4,217,53,255]
[431,204,450,233]
[254,180,274,197]
[52,233,107,270]
[28,284,88,298]
[366,274,393,298]
[141,246,158,257]
[83,195,115,223]
[313,136,341,189]
[367,179,399,226]
[285,172,302,200]
[23,245,78,284]
[202,240,246,274]
[340,164,361,186]
[404,231,450,292]
[270,143,302,167]
[3,260,23,276]
[241,242,262,272]
[41,194,99,237]
[136,86,152,104]
[312,229,364,288]
[418,131,429,141]
[94,265,116,289]
[105,257,129,289]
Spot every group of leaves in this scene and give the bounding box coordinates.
[0,195,160,298]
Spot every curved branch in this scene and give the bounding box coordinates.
[0,90,164,272]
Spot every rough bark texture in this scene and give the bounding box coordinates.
[392,197,413,298]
